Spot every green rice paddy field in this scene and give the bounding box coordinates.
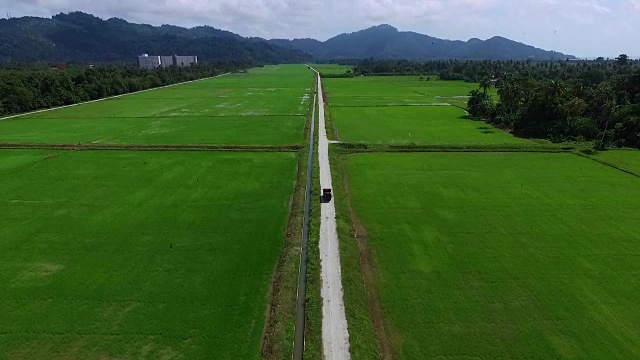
[330,106,526,145]
[309,64,353,75]
[0,65,312,145]
[0,64,316,359]
[4,62,639,360]
[0,150,297,359]
[323,76,508,144]
[344,152,640,359]
[592,149,640,175]
[324,76,497,107]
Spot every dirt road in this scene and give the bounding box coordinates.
[314,70,351,360]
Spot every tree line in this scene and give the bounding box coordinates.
[0,61,251,116]
[322,57,640,148]
[464,56,640,148]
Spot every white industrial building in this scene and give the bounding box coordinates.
[138,54,198,69]
[160,56,174,68]
[174,55,198,67]
[137,54,161,69]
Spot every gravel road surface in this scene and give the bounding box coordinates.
[314,71,351,360]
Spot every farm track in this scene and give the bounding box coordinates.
[311,68,352,360]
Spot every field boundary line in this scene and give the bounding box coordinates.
[573,151,640,179]
[0,142,301,152]
[28,114,307,120]
[332,143,573,153]
[388,81,426,96]
[331,104,452,108]
[449,104,470,114]
[0,73,230,121]
[292,91,316,360]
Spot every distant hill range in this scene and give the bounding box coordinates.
[0,13,574,63]
[0,12,311,63]
[270,24,575,60]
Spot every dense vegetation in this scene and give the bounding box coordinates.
[0,61,249,116]
[271,24,573,60]
[0,12,311,63]
[465,57,640,148]
[325,58,640,148]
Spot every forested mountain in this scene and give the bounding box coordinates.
[270,24,574,60]
[0,12,311,64]
[0,13,575,64]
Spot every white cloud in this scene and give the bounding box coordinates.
[627,0,640,11]
[573,0,611,13]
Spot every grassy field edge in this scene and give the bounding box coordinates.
[321,80,339,143]
[303,86,323,360]
[260,147,304,359]
[331,149,384,359]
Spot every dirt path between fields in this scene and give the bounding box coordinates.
[313,70,352,360]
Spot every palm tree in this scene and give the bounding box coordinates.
[546,80,567,99]
[479,78,491,96]
[497,76,524,115]
[498,81,516,114]
[616,54,629,66]
[467,89,482,116]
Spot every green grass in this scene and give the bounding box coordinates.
[330,150,381,360]
[344,152,640,359]
[309,64,353,75]
[303,102,323,360]
[592,149,640,175]
[0,150,298,359]
[324,76,496,107]
[321,76,511,145]
[0,116,305,146]
[0,151,50,171]
[331,105,527,145]
[0,65,313,146]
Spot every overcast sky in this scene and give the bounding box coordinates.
[2,0,639,57]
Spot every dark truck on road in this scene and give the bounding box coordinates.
[322,188,332,203]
